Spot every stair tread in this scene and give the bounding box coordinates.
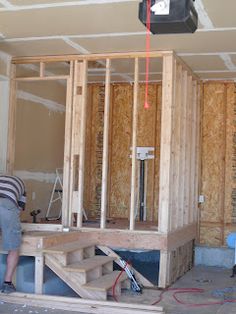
[64,256,115,272]
[82,271,127,291]
[43,240,94,254]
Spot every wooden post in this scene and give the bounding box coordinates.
[77,60,88,228]
[6,64,17,174]
[158,250,171,288]
[184,75,192,225]
[39,62,45,78]
[129,58,139,231]
[179,70,188,228]
[189,80,197,224]
[158,53,175,233]
[35,256,44,294]
[62,62,74,226]
[101,59,111,229]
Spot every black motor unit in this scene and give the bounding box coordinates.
[139,0,198,34]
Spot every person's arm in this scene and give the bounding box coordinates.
[18,191,26,210]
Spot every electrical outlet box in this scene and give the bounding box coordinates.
[198,195,205,203]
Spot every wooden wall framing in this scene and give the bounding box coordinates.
[8,51,200,288]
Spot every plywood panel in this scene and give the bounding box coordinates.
[201,84,225,226]
[137,84,158,221]
[199,82,236,246]
[86,85,105,218]
[109,84,133,218]
[169,240,194,284]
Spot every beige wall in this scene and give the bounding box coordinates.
[14,79,66,221]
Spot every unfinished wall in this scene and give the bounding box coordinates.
[0,51,11,173]
[14,76,66,221]
[200,82,235,246]
[84,83,162,221]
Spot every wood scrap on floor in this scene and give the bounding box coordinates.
[0,292,165,314]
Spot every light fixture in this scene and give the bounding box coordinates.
[151,0,170,15]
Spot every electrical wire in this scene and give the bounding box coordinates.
[111,258,236,307]
[152,287,236,307]
[112,260,128,302]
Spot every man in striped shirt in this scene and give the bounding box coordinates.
[0,175,26,293]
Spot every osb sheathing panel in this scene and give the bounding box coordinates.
[108,84,133,218]
[200,82,235,246]
[84,83,161,220]
[224,84,235,224]
[200,225,223,246]
[84,85,107,217]
[201,83,225,223]
[169,240,193,285]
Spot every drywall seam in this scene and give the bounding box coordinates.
[219,53,236,71]
[20,64,67,86]
[0,50,11,76]
[17,90,66,113]
[202,78,236,81]
[197,27,236,32]
[194,0,236,71]
[1,32,147,43]
[3,27,236,44]
[0,74,9,81]
[0,0,13,8]
[62,37,90,54]
[13,170,56,183]
[194,0,214,29]
[0,0,138,11]
[178,52,236,56]
[63,37,132,82]
[195,70,236,73]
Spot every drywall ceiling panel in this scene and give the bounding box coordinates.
[181,55,227,71]
[0,2,145,38]
[202,0,236,28]
[72,30,236,54]
[198,72,236,79]
[0,39,79,56]
[108,58,162,75]
[228,55,236,67]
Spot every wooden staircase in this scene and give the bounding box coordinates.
[43,240,130,300]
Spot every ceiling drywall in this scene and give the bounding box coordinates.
[0,0,236,81]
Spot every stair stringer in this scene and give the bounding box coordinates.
[45,254,107,300]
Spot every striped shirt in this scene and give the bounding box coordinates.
[0,175,26,210]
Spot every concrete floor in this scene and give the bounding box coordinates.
[0,266,236,314]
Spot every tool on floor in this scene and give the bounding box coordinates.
[30,209,41,223]
[119,258,142,293]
